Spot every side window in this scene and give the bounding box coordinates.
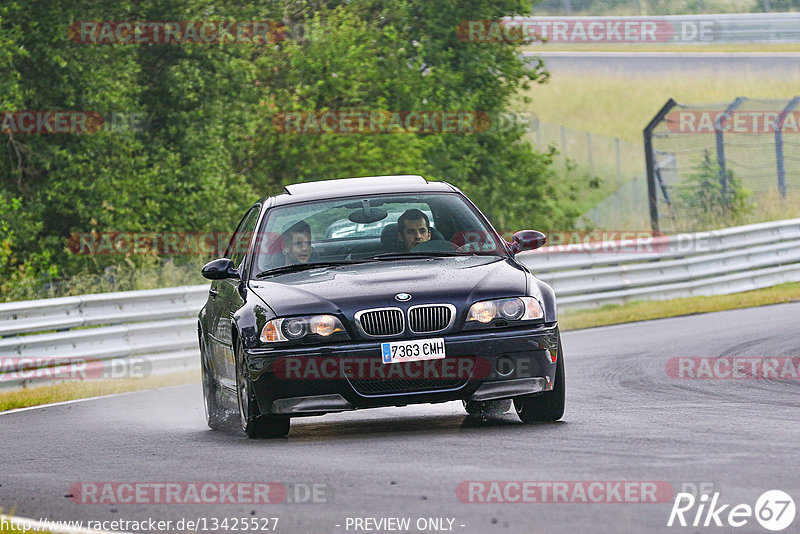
[226,206,261,269]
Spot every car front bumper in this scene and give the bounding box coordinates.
[244,324,560,415]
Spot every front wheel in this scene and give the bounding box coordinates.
[514,334,565,423]
[235,339,290,439]
[200,337,228,430]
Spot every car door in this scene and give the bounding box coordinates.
[215,204,261,389]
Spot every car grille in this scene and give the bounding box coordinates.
[408,305,453,333]
[357,308,404,337]
[348,376,469,396]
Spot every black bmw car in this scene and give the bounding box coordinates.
[198,175,564,438]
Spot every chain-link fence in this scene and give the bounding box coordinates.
[645,97,800,233]
[527,121,648,229]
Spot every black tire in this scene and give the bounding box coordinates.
[463,399,512,417]
[200,336,227,430]
[235,338,290,439]
[514,334,565,423]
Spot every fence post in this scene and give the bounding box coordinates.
[775,96,799,198]
[715,97,747,198]
[644,98,677,235]
[586,131,593,175]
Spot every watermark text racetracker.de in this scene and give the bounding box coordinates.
[272,111,491,134]
[69,21,285,44]
[70,481,330,504]
[667,357,800,379]
[666,110,800,134]
[66,228,747,257]
[0,357,150,382]
[457,18,718,43]
[457,481,674,503]
[0,111,146,134]
[67,231,236,256]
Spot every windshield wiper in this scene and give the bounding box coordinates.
[255,260,366,279]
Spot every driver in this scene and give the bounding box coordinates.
[397,209,431,251]
[281,220,312,265]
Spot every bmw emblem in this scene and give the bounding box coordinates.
[395,293,412,302]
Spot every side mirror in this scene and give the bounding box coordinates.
[508,230,547,255]
[202,258,240,280]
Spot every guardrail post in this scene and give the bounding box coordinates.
[644,98,678,235]
[775,96,799,198]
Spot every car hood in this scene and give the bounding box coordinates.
[248,256,528,318]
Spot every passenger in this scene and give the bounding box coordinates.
[397,209,431,251]
[281,220,312,265]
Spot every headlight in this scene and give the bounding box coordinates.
[260,315,345,343]
[466,297,543,324]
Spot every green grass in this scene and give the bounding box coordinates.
[559,281,800,330]
[516,66,800,227]
[520,69,800,145]
[0,370,199,412]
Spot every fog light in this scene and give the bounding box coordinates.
[495,355,515,377]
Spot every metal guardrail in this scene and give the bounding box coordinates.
[517,218,800,309]
[1,219,799,390]
[0,287,205,390]
[0,285,206,337]
[509,13,800,44]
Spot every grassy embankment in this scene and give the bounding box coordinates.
[0,370,199,412]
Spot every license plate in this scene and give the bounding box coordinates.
[381,338,446,364]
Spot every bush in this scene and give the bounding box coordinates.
[675,151,753,230]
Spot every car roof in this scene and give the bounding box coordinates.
[262,175,459,207]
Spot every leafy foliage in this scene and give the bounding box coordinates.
[676,150,753,229]
[0,0,576,300]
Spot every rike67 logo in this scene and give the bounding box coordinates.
[668,490,795,531]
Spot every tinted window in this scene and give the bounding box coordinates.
[252,193,503,276]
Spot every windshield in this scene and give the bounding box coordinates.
[251,193,505,277]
